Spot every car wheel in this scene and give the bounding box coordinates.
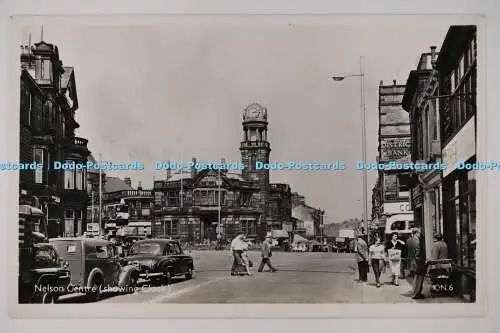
[127,274,138,293]
[185,267,194,280]
[41,293,58,304]
[88,277,103,302]
[163,270,172,285]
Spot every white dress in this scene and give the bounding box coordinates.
[387,241,403,276]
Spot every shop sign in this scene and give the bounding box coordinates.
[442,116,476,177]
[411,185,423,208]
[382,202,412,215]
[380,137,411,162]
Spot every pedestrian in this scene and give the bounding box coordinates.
[258,233,277,272]
[407,228,426,299]
[355,235,369,282]
[240,235,253,276]
[385,232,405,286]
[430,234,448,260]
[368,233,386,287]
[230,234,246,276]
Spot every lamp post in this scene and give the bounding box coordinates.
[332,56,369,244]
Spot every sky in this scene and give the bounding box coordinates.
[18,16,475,224]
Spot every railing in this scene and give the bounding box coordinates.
[240,141,270,149]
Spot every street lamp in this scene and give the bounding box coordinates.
[332,56,369,244]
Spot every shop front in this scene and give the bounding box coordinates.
[441,116,476,302]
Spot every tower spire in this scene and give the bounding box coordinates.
[41,25,43,41]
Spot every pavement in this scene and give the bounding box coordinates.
[58,251,464,304]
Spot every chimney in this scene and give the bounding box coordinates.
[137,181,142,190]
[124,177,132,187]
[379,80,384,86]
[191,158,197,178]
[430,46,437,66]
[393,80,397,86]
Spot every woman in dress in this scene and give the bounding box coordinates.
[385,232,405,286]
[368,233,386,287]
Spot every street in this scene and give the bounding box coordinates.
[57,251,459,304]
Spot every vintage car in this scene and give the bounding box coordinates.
[49,237,140,301]
[123,239,194,284]
[18,242,71,303]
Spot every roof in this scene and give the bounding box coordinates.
[226,171,245,181]
[401,69,433,112]
[435,25,476,73]
[104,176,134,192]
[61,67,74,89]
[167,171,193,182]
[49,237,110,245]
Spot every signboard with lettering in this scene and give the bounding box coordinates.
[442,116,476,177]
[380,138,411,162]
[382,202,413,215]
[384,174,398,200]
[411,185,423,208]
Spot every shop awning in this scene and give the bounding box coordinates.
[19,205,44,216]
[293,234,309,243]
[271,230,289,239]
[309,240,321,246]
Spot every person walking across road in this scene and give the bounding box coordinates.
[368,233,386,288]
[355,235,369,282]
[258,233,277,272]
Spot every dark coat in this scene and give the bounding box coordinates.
[407,235,424,273]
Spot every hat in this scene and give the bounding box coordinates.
[265,232,272,238]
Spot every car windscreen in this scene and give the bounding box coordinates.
[128,242,161,255]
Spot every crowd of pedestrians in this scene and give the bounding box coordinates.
[355,228,449,300]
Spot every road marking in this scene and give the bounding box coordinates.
[145,276,229,303]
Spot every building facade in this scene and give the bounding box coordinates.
[19,39,90,238]
[152,103,294,242]
[402,47,443,260]
[436,25,477,302]
[377,80,414,239]
[291,192,321,238]
[102,177,154,237]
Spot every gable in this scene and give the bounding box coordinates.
[191,169,232,189]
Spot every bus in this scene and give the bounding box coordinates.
[384,213,414,242]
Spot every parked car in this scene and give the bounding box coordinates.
[122,239,194,285]
[18,242,71,303]
[49,237,140,302]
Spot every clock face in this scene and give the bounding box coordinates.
[249,108,260,118]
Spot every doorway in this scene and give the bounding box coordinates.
[200,217,218,242]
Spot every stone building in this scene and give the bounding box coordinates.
[19,38,90,238]
[102,177,154,237]
[402,47,442,263]
[376,80,414,240]
[152,103,294,242]
[436,25,477,302]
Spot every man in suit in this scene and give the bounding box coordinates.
[407,228,425,299]
[258,233,277,272]
[355,235,369,282]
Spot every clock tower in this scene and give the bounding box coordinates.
[240,103,271,240]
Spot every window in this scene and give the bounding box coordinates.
[166,191,179,206]
[95,245,109,259]
[42,59,52,81]
[64,209,74,237]
[162,219,178,237]
[450,70,455,93]
[241,219,256,235]
[75,169,84,190]
[33,148,44,184]
[240,192,252,206]
[194,189,227,206]
[64,164,75,189]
